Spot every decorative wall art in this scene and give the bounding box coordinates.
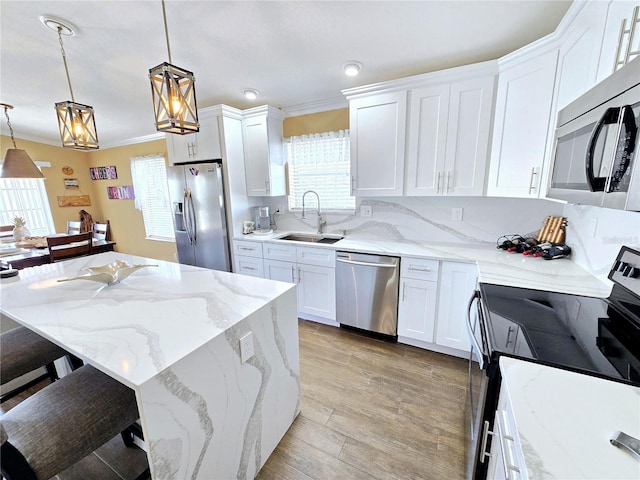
[62,165,74,175]
[57,195,91,207]
[90,166,118,180]
[64,178,79,188]
[107,185,135,200]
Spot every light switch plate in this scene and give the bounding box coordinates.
[240,332,254,363]
[452,208,463,221]
[361,205,372,217]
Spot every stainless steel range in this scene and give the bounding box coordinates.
[467,246,640,479]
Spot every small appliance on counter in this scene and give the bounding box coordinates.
[253,206,272,235]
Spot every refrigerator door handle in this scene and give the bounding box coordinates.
[186,189,197,245]
[183,189,193,245]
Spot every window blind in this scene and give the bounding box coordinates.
[0,177,55,235]
[130,154,175,241]
[286,130,355,211]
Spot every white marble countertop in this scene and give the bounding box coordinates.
[236,232,612,298]
[500,357,640,480]
[0,251,295,388]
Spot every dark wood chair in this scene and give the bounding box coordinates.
[0,327,68,404]
[66,221,81,235]
[47,232,93,262]
[0,364,150,480]
[92,221,109,241]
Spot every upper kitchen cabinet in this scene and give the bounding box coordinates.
[166,111,222,165]
[242,105,286,196]
[554,0,609,110]
[487,47,559,198]
[596,1,640,84]
[405,68,496,196]
[348,91,407,196]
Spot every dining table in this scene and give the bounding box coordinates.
[0,251,301,479]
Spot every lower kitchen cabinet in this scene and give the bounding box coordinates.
[233,255,264,277]
[397,277,438,342]
[435,261,477,352]
[263,245,336,322]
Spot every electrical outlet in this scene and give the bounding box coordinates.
[240,332,254,363]
[452,208,463,221]
[361,205,372,217]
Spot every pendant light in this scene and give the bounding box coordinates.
[0,104,44,179]
[41,16,99,150]
[149,0,199,135]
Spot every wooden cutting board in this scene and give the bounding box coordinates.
[537,216,568,244]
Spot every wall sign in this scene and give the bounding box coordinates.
[107,185,135,200]
[64,178,79,188]
[57,195,91,207]
[90,166,118,180]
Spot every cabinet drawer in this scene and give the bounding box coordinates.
[233,240,263,258]
[297,246,335,267]
[263,242,297,262]
[401,257,439,281]
[233,255,264,277]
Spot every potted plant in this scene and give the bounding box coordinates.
[12,216,30,241]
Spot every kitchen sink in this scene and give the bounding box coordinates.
[278,234,343,244]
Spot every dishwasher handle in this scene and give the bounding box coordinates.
[336,257,398,268]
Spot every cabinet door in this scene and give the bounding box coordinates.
[405,84,449,196]
[596,1,640,83]
[166,115,222,164]
[487,49,558,198]
[435,262,478,351]
[264,259,296,283]
[350,91,407,196]
[443,75,495,196]
[297,264,336,320]
[397,278,438,342]
[243,116,272,196]
[555,1,609,109]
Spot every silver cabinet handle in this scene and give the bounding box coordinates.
[297,267,301,283]
[402,281,406,302]
[447,171,452,193]
[351,175,355,195]
[408,266,431,272]
[291,265,295,282]
[611,431,640,460]
[264,179,270,194]
[239,246,255,251]
[244,266,256,271]
[506,326,515,348]
[528,167,537,194]
[480,420,494,463]
[436,171,442,194]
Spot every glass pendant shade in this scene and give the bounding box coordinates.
[149,62,199,134]
[55,101,99,150]
[1,149,44,179]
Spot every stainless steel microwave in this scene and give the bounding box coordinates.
[547,57,640,211]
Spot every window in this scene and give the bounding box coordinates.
[130,154,175,241]
[286,130,354,211]
[0,177,55,235]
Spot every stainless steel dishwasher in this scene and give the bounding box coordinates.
[335,251,400,337]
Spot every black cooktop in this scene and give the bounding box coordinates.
[478,247,640,386]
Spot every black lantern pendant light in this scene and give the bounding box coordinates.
[0,103,45,179]
[42,16,99,150]
[149,0,199,135]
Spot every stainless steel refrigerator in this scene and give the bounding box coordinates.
[167,160,231,272]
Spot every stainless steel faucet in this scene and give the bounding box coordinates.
[302,190,326,234]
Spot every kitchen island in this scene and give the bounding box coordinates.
[0,252,300,479]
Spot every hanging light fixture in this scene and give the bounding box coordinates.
[149,0,199,135]
[41,16,99,150]
[0,104,45,179]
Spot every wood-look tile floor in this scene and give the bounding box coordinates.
[257,320,473,480]
[1,320,474,479]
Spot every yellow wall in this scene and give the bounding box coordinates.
[1,135,177,262]
[283,108,348,137]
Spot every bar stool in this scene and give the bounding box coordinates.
[0,327,69,403]
[0,364,149,480]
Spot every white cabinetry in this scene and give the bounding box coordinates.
[232,240,263,278]
[596,1,640,83]
[487,48,559,198]
[349,92,407,196]
[397,257,440,342]
[242,105,286,196]
[555,1,609,109]
[435,261,477,352]
[263,244,336,322]
[166,113,222,165]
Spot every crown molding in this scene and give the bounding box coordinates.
[282,97,348,117]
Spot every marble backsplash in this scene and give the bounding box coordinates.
[262,196,565,246]
[258,196,639,282]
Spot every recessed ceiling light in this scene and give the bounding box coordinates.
[243,89,259,100]
[343,61,362,77]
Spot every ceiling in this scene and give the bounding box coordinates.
[0,0,572,149]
